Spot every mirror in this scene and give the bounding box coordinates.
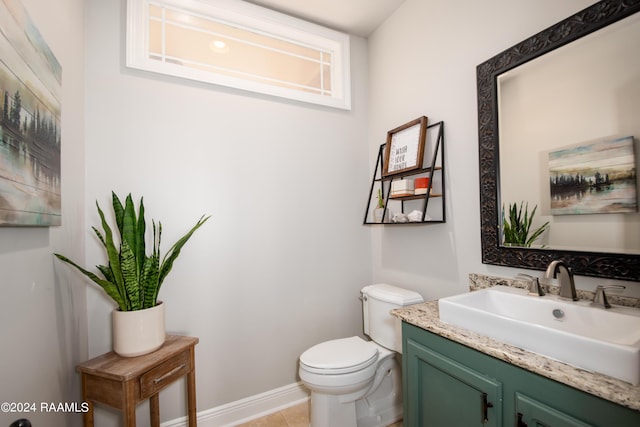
[477,0,640,281]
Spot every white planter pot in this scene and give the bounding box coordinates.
[373,207,385,223]
[112,302,166,357]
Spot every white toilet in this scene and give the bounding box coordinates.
[299,284,424,427]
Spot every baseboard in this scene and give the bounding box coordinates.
[161,381,310,427]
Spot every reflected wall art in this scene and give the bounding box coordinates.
[549,136,637,215]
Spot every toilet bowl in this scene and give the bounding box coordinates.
[299,336,400,427]
[299,284,423,427]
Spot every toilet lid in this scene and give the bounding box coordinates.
[300,336,379,374]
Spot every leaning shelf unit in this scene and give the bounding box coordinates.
[363,121,445,225]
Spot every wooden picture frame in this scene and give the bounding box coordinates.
[383,116,428,177]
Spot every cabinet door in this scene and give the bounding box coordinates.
[405,338,503,427]
[515,393,592,427]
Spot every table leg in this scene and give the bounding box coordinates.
[80,374,94,427]
[83,401,94,427]
[150,393,160,427]
[187,348,197,426]
[122,381,136,427]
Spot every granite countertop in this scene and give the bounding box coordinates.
[392,277,640,412]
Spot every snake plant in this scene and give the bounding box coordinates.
[376,188,385,208]
[55,192,209,311]
[502,201,549,248]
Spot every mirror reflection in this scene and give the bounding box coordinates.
[498,12,640,255]
[478,0,640,281]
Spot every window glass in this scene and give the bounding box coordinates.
[128,0,351,109]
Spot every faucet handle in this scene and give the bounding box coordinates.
[516,273,545,296]
[591,285,626,309]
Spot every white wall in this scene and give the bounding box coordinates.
[0,0,87,426]
[84,0,371,424]
[367,0,640,299]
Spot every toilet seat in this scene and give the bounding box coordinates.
[300,336,378,375]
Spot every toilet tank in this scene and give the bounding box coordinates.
[361,284,424,353]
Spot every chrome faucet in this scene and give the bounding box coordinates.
[516,273,545,296]
[544,260,578,301]
[591,285,626,309]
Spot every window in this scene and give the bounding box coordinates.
[126,0,351,109]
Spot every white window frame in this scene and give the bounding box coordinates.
[126,0,351,109]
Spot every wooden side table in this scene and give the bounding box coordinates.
[77,335,198,427]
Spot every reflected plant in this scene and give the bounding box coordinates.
[502,202,549,247]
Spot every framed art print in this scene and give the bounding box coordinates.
[0,0,62,225]
[383,116,428,177]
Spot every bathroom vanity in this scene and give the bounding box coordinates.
[392,285,640,427]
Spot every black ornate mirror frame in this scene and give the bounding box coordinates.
[477,0,640,282]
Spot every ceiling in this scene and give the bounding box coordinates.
[244,0,407,37]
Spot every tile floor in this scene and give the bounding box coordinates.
[235,401,403,427]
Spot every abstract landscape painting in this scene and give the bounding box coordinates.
[0,0,61,225]
[549,136,637,215]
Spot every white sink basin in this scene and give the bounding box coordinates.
[438,286,640,385]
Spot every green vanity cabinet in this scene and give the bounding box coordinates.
[402,322,640,427]
[404,330,503,426]
[514,392,591,427]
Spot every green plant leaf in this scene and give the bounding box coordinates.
[112,192,125,237]
[141,254,160,309]
[136,198,146,275]
[96,200,126,306]
[525,205,549,247]
[122,194,138,270]
[157,215,210,292]
[92,226,106,248]
[54,253,127,310]
[97,264,115,284]
[502,202,549,247]
[120,239,139,310]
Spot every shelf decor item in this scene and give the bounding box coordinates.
[373,188,385,222]
[55,192,209,356]
[414,177,430,195]
[390,179,415,198]
[383,116,428,177]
